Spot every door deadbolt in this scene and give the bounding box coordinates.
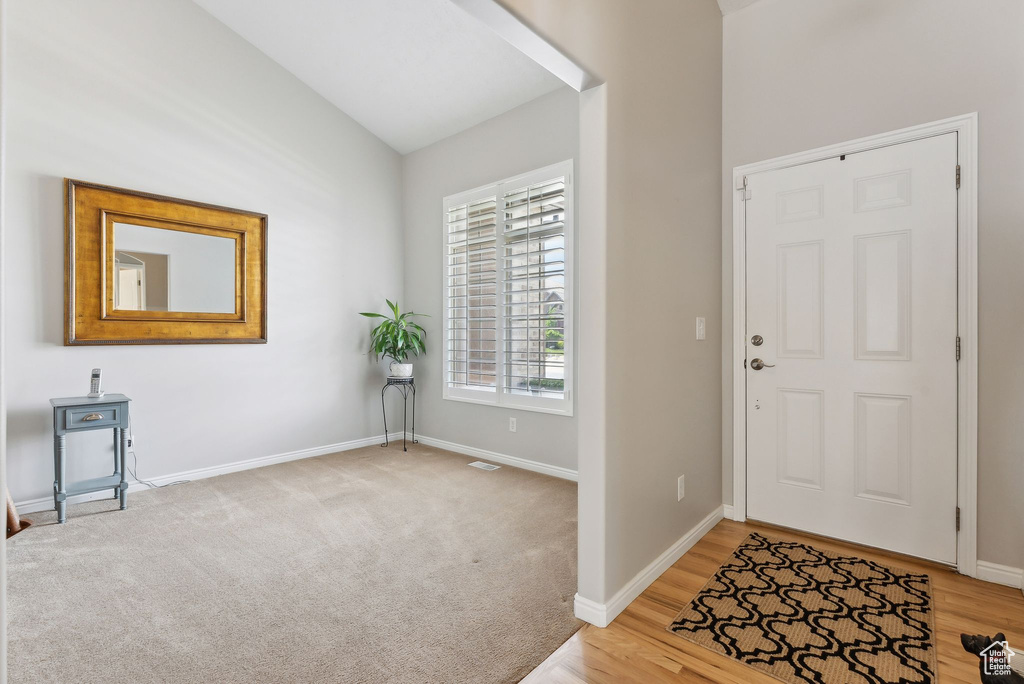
[749,358,775,371]
[751,334,763,346]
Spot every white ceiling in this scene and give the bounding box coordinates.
[717,0,762,15]
[193,0,565,154]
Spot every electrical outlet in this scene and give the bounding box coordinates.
[696,317,706,341]
[509,417,517,433]
[677,475,685,501]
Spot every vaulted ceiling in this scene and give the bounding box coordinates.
[192,0,564,154]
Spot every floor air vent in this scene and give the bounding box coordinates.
[468,461,501,471]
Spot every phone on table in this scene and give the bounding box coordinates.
[88,368,104,398]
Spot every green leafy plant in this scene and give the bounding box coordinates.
[544,304,565,352]
[359,299,428,363]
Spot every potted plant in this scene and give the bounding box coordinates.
[360,299,427,377]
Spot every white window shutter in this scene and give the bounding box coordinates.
[443,160,573,415]
[501,176,567,400]
[445,193,497,395]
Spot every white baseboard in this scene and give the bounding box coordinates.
[16,432,404,515]
[572,594,606,626]
[977,560,1024,590]
[412,434,578,482]
[573,504,725,628]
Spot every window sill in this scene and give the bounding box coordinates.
[442,392,574,417]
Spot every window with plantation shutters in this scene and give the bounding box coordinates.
[443,160,573,415]
[445,195,497,392]
[501,176,567,401]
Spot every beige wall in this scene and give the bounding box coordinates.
[401,87,580,472]
[0,0,7,674]
[722,0,1024,569]
[501,0,724,603]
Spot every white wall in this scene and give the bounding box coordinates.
[721,0,1024,570]
[499,0,724,609]
[401,87,580,472]
[5,0,404,503]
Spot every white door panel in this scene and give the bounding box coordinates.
[746,133,958,564]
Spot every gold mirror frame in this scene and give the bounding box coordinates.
[65,179,268,345]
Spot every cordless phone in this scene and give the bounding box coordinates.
[88,368,104,398]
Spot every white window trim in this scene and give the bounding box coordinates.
[442,160,574,417]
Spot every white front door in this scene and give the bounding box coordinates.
[745,133,959,564]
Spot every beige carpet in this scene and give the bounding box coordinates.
[7,442,579,683]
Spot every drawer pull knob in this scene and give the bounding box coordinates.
[82,413,105,421]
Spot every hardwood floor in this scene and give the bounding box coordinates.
[523,519,1024,683]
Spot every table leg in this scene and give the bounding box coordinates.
[55,433,67,523]
[402,386,408,452]
[113,428,121,499]
[118,427,129,510]
[52,434,60,513]
[411,383,417,445]
[380,385,390,447]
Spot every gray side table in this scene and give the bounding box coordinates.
[49,394,131,523]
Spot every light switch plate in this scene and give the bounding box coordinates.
[677,475,685,501]
[509,417,517,433]
[696,317,706,340]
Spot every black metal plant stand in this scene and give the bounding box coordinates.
[381,377,416,451]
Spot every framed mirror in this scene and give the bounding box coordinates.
[65,179,267,344]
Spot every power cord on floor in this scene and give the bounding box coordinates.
[125,403,190,489]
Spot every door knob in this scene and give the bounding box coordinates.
[750,358,775,371]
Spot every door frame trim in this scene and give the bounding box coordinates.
[729,113,979,577]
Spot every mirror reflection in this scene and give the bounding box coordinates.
[113,222,236,314]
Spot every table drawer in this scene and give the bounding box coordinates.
[64,406,123,431]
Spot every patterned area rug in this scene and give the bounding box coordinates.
[667,533,937,684]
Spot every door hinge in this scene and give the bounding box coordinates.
[955,164,961,190]
[956,336,961,361]
[956,506,961,531]
[737,175,751,201]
